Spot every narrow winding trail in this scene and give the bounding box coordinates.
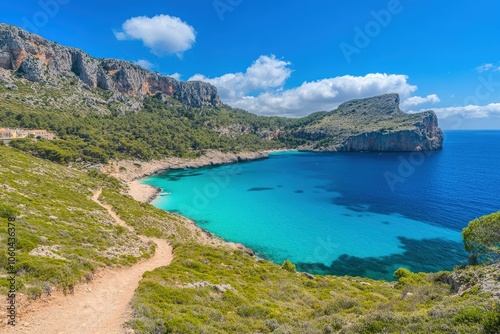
[5,189,173,334]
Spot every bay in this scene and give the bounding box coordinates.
[143,131,500,280]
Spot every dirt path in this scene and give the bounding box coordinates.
[4,189,173,334]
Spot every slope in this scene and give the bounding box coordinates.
[2,189,173,334]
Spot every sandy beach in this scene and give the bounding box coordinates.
[127,180,161,203]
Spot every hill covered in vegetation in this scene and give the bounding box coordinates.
[0,23,443,165]
[0,145,499,333]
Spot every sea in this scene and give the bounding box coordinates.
[143,131,500,280]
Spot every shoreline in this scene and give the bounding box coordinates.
[104,150,281,254]
[104,150,274,205]
[104,150,272,184]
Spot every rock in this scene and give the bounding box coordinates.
[29,245,65,260]
[1,184,15,191]
[213,284,233,293]
[236,243,255,256]
[4,83,17,90]
[304,272,315,280]
[183,281,234,293]
[0,23,221,108]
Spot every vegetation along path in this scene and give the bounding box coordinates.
[5,189,173,334]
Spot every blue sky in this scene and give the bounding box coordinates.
[2,0,500,128]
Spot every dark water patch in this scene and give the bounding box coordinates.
[315,185,337,193]
[277,185,283,188]
[247,187,274,191]
[382,221,390,225]
[294,190,304,194]
[295,237,468,281]
[197,220,210,225]
[342,213,352,217]
[156,171,204,181]
[344,204,370,212]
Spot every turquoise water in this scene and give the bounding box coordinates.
[143,131,500,280]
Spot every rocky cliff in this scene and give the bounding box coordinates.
[0,23,220,107]
[0,23,444,156]
[297,94,444,151]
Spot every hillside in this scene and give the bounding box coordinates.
[0,23,443,165]
[0,145,499,333]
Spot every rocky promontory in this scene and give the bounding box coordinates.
[0,23,220,107]
[297,94,444,152]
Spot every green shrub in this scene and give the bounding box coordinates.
[483,304,500,334]
[453,306,483,325]
[394,267,427,287]
[394,268,411,280]
[0,204,19,219]
[27,285,42,300]
[281,259,296,273]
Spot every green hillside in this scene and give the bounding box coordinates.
[0,79,291,162]
[1,145,499,333]
[0,74,441,165]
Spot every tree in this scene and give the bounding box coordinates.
[462,211,500,264]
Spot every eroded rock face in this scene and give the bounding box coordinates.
[0,23,221,107]
[298,93,444,152]
[334,112,443,152]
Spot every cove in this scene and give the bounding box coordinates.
[143,131,500,280]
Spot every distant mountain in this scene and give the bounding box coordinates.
[0,23,443,163]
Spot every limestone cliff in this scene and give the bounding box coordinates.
[0,23,220,107]
[0,23,444,155]
[297,94,443,151]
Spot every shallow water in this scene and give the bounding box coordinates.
[144,131,500,280]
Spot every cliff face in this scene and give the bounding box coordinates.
[298,94,444,152]
[0,23,220,107]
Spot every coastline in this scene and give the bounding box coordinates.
[104,150,270,184]
[104,150,272,204]
[103,150,275,253]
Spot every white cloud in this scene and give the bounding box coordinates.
[232,73,421,116]
[476,63,500,73]
[400,94,440,109]
[189,55,292,101]
[190,56,422,116]
[167,72,181,80]
[411,103,500,119]
[114,15,196,57]
[134,59,154,70]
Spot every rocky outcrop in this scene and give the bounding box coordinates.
[105,150,270,182]
[298,94,444,152]
[327,112,443,152]
[0,23,221,107]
